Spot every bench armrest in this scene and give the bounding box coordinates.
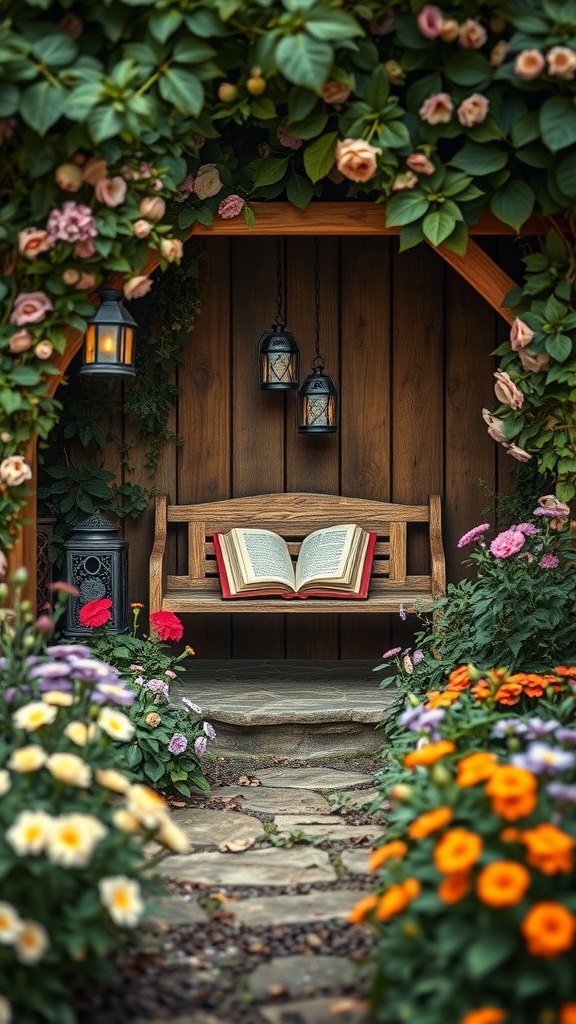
[149,494,168,613]
[429,494,446,600]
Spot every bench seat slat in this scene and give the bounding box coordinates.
[160,587,435,614]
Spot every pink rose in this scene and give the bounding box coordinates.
[0,455,32,487]
[174,174,194,203]
[95,176,127,208]
[34,341,54,360]
[153,178,163,191]
[9,329,33,354]
[504,442,532,463]
[10,291,53,326]
[490,528,526,558]
[133,219,152,238]
[439,19,459,42]
[392,171,418,191]
[419,93,454,125]
[493,371,524,410]
[490,41,509,68]
[218,194,245,219]
[47,202,97,243]
[482,408,508,444]
[82,158,108,186]
[547,46,576,80]
[406,152,435,176]
[60,12,83,38]
[75,272,96,290]
[55,163,83,192]
[0,117,16,141]
[457,93,489,127]
[160,238,183,263]
[123,276,152,300]
[258,142,271,159]
[417,5,443,39]
[73,239,96,259]
[514,50,545,80]
[321,80,352,104]
[459,19,487,49]
[510,317,534,351]
[0,551,7,579]
[193,164,222,200]
[121,161,153,181]
[518,349,550,373]
[335,137,380,183]
[139,196,166,221]
[18,227,55,260]
[276,124,303,150]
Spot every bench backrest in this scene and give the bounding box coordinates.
[152,492,445,602]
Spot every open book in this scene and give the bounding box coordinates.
[213,524,377,599]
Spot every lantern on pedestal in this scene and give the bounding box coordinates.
[62,515,128,636]
[79,289,137,378]
[258,239,300,390]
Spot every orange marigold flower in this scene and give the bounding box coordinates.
[456,751,498,788]
[476,860,531,908]
[518,673,546,698]
[484,766,538,822]
[471,681,491,700]
[494,680,523,706]
[521,824,574,876]
[409,806,454,839]
[500,827,523,844]
[521,901,576,958]
[404,740,456,769]
[434,828,483,875]
[560,1004,576,1024]
[459,1009,506,1024]
[402,878,421,900]
[446,665,472,691]
[367,840,408,871]
[553,666,576,677]
[438,872,470,904]
[130,602,144,609]
[376,884,410,920]
[349,893,378,924]
[425,689,461,708]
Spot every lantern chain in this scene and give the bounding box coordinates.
[276,237,285,327]
[313,238,323,368]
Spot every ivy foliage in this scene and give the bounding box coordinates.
[3,0,576,549]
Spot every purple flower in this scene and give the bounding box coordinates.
[133,676,144,687]
[29,662,72,680]
[457,523,490,548]
[194,735,207,757]
[165,670,176,679]
[168,733,188,755]
[203,721,217,741]
[412,649,424,666]
[511,742,576,775]
[399,706,424,730]
[399,604,407,621]
[539,554,559,569]
[48,644,92,659]
[524,717,560,739]
[515,523,539,535]
[182,697,202,714]
[490,718,529,738]
[94,682,135,705]
[417,708,446,732]
[547,782,576,803]
[555,727,576,747]
[382,646,402,659]
[147,679,169,696]
[533,507,568,518]
[39,678,73,693]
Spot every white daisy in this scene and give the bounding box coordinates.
[99,876,144,927]
[45,752,92,788]
[0,902,22,945]
[5,809,53,856]
[97,707,135,742]
[12,701,57,732]
[47,814,107,868]
[15,920,50,965]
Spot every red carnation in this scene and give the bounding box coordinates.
[79,597,112,628]
[149,610,183,642]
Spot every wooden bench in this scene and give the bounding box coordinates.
[150,492,445,616]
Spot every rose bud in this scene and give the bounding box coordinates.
[55,162,83,192]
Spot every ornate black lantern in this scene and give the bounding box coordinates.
[80,289,137,378]
[258,239,300,390]
[62,515,128,637]
[297,240,338,433]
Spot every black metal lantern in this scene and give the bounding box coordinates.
[258,239,300,389]
[62,515,128,637]
[80,289,137,378]
[297,240,338,434]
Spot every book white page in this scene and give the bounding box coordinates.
[295,525,354,590]
[234,529,296,588]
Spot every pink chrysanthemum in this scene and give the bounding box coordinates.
[457,523,490,548]
[540,554,560,569]
[490,529,526,559]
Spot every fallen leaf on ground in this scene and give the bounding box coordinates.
[167,799,186,808]
[330,998,370,1014]
[235,775,262,786]
[267,983,288,998]
[218,837,255,853]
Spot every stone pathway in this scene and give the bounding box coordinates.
[144,765,384,1024]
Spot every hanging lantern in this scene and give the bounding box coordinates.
[80,289,137,378]
[297,240,339,434]
[258,239,300,390]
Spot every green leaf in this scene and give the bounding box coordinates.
[442,220,469,256]
[286,173,314,210]
[364,65,389,111]
[149,9,183,44]
[32,32,77,66]
[450,143,508,176]
[288,111,328,140]
[10,366,42,386]
[196,206,213,227]
[88,105,123,143]
[380,119,410,149]
[304,8,363,41]
[540,97,576,152]
[385,192,430,227]
[250,96,277,120]
[511,111,541,149]
[545,332,573,361]
[159,69,204,117]
[19,81,64,135]
[178,208,197,230]
[555,154,576,198]
[0,83,20,117]
[303,131,337,183]
[444,51,492,87]
[248,156,289,186]
[276,33,333,90]
[172,37,216,64]
[422,210,456,247]
[490,180,534,232]
[288,85,319,122]
[466,932,516,979]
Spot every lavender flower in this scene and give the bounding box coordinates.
[547,782,576,803]
[165,670,177,680]
[194,735,207,757]
[523,717,560,739]
[490,718,529,738]
[168,733,188,754]
[457,523,490,548]
[533,506,568,518]
[133,676,144,687]
[555,727,576,747]
[412,649,424,666]
[94,681,135,706]
[29,662,72,680]
[147,679,169,696]
[511,742,576,775]
[399,706,424,730]
[399,604,407,621]
[203,721,217,740]
[182,697,202,714]
[382,647,402,659]
[48,644,92,659]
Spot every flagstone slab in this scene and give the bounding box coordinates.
[145,896,208,925]
[228,890,369,927]
[207,786,331,814]
[157,847,336,886]
[248,954,356,1000]
[274,821,381,841]
[340,850,371,876]
[337,788,382,809]
[168,807,265,847]
[253,768,375,791]
[260,997,370,1024]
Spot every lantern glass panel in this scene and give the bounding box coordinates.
[260,350,298,386]
[301,394,336,429]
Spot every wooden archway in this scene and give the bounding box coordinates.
[12,205,545,599]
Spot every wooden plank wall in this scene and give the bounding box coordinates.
[116,234,519,660]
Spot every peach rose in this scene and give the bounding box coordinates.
[321,80,352,104]
[160,238,183,263]
[82,158,108,185]
[406,152,435,176]
[10,291,53,325]
[482,408,508,444]
[75,272,96,290]
[95,176,127,208]
[193,164,223,200]
[74,239,96,259]
[392,171,418,191]
[494,371,524,410]
[384,61,405,85]
[0,455,32,487]
[55,163,83,192]
[34,341,54,360]
[62,268,80,285]
[123,276,152,300]
[457,93,489,127]
[138,196,166,221]
[133,219,152,238]
[419,93,454,124]
[335,137,380,183]
[459,19,487,49]
[18,228,55,260]
[547,46,576,80]
[504,442,532,463]
[417,5,443,39]
[490,41,509,68]
[514,50,545,80]
[510,317,534,351]
[518,349,550,373]
[9,329,33,354]
[439,19,459,42]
